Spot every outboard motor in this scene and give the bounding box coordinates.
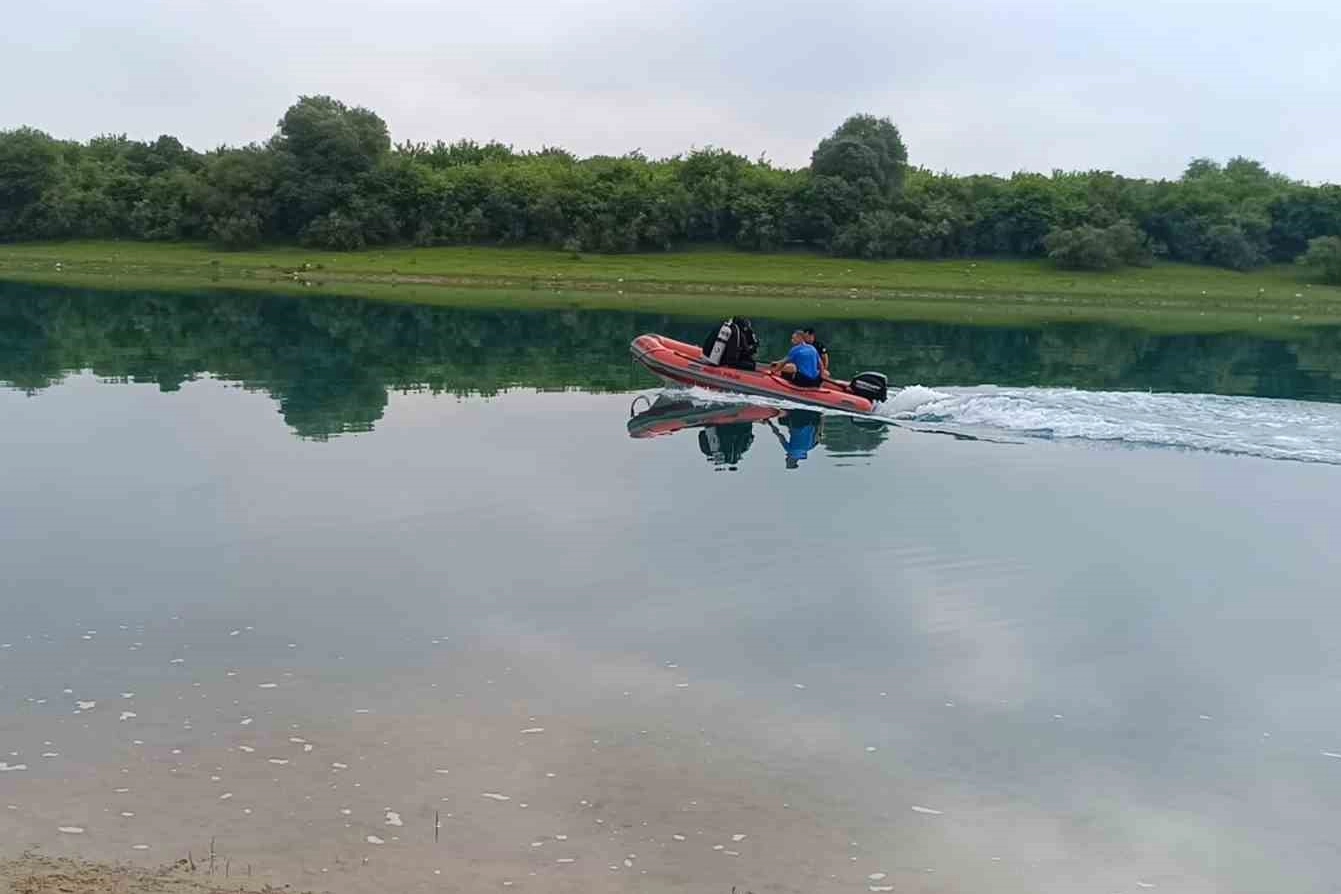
[847,371,888,404]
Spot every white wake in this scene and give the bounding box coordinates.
[647,383,1341,464]
[885,385,1341,465]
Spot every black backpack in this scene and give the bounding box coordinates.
[701,318,758,369]
[731,317,759,369]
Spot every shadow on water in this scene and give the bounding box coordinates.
[4,281,1341,439]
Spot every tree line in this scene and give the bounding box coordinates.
[1,96,1338,280]
[4,283,1340,439]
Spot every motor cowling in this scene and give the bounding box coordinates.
[848,371,888,404]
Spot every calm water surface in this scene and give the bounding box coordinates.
[3,285,1341,894]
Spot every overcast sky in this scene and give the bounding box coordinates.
[2,0,1337,182]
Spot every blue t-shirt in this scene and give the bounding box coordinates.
[785,343,821,380]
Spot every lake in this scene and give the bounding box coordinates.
[3,283,1341,894]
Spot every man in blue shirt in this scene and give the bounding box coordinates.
[771,329,823,388]
[802,328,830,379]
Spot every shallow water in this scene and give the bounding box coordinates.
[3,285,1341,894]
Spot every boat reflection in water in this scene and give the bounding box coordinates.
[627,393,890,470]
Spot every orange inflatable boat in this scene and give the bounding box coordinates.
[629,334,888,414]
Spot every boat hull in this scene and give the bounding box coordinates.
[630,334,878,414]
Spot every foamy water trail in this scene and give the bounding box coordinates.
[648,384,1341,464]
[886,385,1341,464]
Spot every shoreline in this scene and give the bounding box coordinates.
[2,241,1340,331]
[0,852,316,894]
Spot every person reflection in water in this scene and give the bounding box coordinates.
[698,422,755,471]
[767,409,823,469]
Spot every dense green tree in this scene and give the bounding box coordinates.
[1043,220,1152,271]
[1044,225,1119,270]
[200,146,280,247]
[0,128,61,235]
[1107,219,1154,266]
[811,114,908,201]
[271,96,391,238]
[1203,222,1264,271]
[1299,236,1341,284]
[1268,186,1341,261]
[832,209,906,259]
[127,135,197,177]
[275,95,390,178]
[129,168,202,240]
[1,96,1338,272]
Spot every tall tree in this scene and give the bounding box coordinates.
[811,114,908,201]
[0,128,61,235]
[271,96,391,240]
[275,95,390,178]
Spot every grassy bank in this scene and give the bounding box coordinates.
[2,241,1339,330]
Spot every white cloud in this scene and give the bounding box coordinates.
[2,0,1337,180]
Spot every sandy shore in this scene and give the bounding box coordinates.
[0,853,316,894]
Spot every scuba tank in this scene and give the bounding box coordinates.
[705,320,734,365]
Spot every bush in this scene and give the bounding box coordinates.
[129,198,182,241]
[300,211,367,251]
[1299,235,1341,284]
[1044,220,1153,270]
[1105,220,1154,267]
[1045,225,1118,270]
[832,210,905,259]
[207,213,262,250]
[1203,223,1264,271]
